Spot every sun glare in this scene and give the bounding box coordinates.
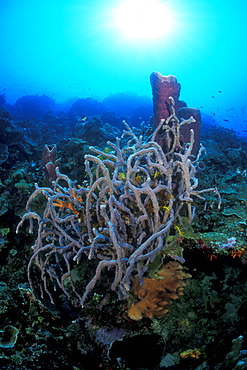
[113,0,175,41]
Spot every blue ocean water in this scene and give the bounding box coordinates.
[0,0,247,135]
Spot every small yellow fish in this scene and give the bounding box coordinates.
[134,174,143,184]
[118,172,126,181]
[153,170,161,179]
[160,205,170,212]
[174,224,184,236]
[103,146,115,154]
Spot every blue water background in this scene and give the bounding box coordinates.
[0,0,246,135]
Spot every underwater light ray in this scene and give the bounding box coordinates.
[112,0,177,41]
[79,0,206,79]
[114,0,172,40]
[96,0,212,61]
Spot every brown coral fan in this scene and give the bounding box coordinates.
[127,261,191,320]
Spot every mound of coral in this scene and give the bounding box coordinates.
[128,261,191,320]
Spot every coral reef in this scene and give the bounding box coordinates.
[2,74,247,369]
[127,261,191,320]
[73,116,122,146]
[16,97,219,311]
[68,97,104,118]
[8,94,56,121]
[0,143,8,165]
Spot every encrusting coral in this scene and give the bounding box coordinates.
[127,261,191,320]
